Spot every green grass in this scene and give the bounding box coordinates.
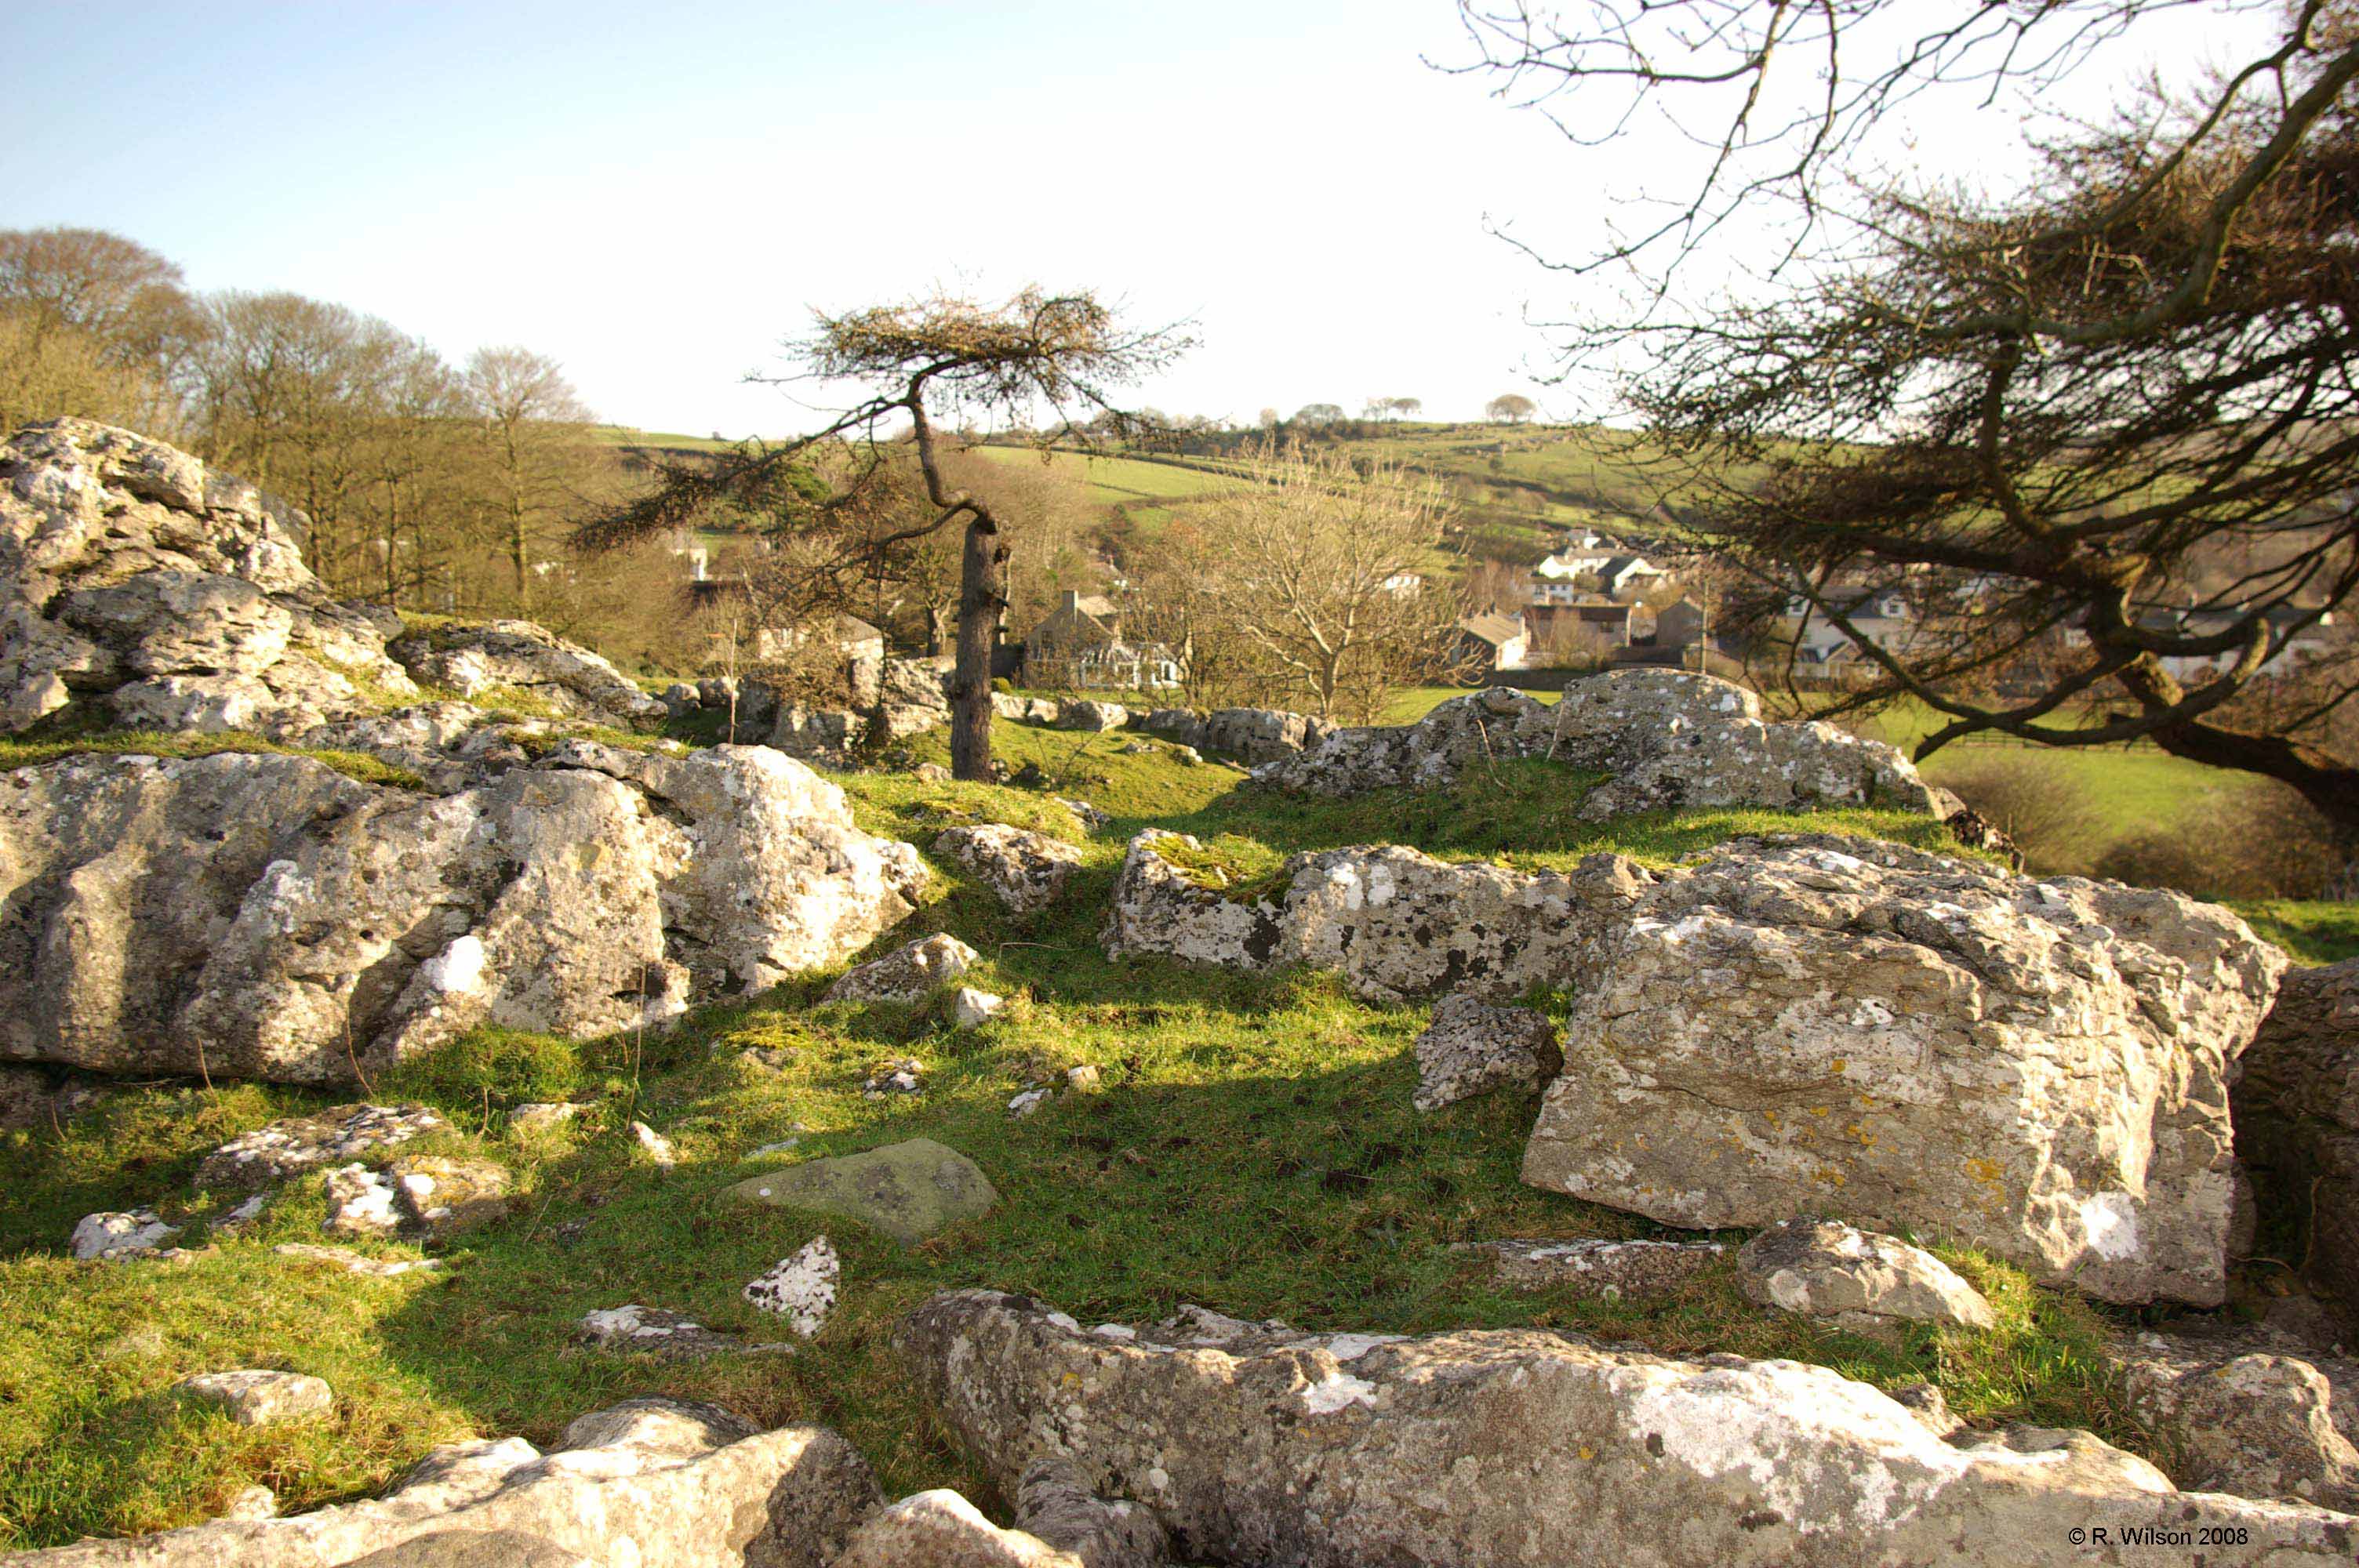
[0,720,2265,1548]
[0,728,428,791]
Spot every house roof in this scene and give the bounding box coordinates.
[1458,612,1527,647]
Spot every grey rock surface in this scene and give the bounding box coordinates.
[899,1288,2357,1568]
[2236,956,2359,1331]
[1523,836,2284,1305]
[194,1105,449,1192]
[1412,993,1563,1111]
[384,620,663,730]
[725,1137,997,1244]
[2,743,921,1082]
[826,934,980,1004]
[1736,1220,1997,1331]
[1459,1236,1728,1298]
[174,1370,333,1426]
[0,1397,878,1568]
[935,824,1084,916]
[70,1209,181,1260]
[2118,1329,2359,1509]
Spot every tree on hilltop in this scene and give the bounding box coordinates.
[1485,393,1537,424]
[576,289,1190,780]
[1460,0,2359,837]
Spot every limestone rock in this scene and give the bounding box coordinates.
[1256,672,1938,818]
[769,705,864,766]
[574,1306,777,1361]
[71,1209,180,1260]
[899,1288,2357,1568]
[1138,707,1333,766]
[744,1236,838,1338]
[321,1164,403,1240]
[1736,1220,1997,1331]
[1523,835,2284,1305]
[862,1058,926,1098]
[507,1103,587,1133]
[2235,956,2359,1330]
[2119,1331,2359,1508]
[0,419,418,739]
[1459,1236,1728,1298]
[174,1369,333,1426]
[222,1488,278,1523]
[1102,831,1650,1002]
[1052,701,1129,733]
[951,988,1006,1029]
[385,620,664,730]
[194,1104,449,1192]
[4,1397,879,1568]
[914,762,954,783]
[0,1066,110,1131]
[1412,993,1563,1111]
[1014,1458,1172,1568]
[935,825,1084,916]
[1,742,921,1082]
[322,1157,510,1242]
[630,1121,678,1169]
[827,933,980,1004]
[1053,797,1109,833]
[725,1137,997,1245]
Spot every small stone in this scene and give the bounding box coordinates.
[1736,1219,1997,1331]
[827,933,980,1004]
[743,1236,839,1338]
[223,1484,278,1521]
[274,1242,443,1278]
[951,988,1005,1029]
[749,1138,803,1158]
[736,1046,795,1073]
[862,1058,927,1098]
[322,1163,404,1239]
[211,1192,269,1236]
[387,1154,513,1238]
[934,823,1085,915]
[72,1209,182,1261]
[509,1102,587,1132]
[1412,993,1564,1112]
[175,1369,334,1426]
[575,1305,778,1361]
[914,761,954,783]
[1172,745,1202,766]
[1065,1065,1101,1091]
[629,1121,678,1168]
[194,1104,449,1192]
[725,1137,998,1245]
[1008,1088,1050,1116]
[1055,797,1111,831]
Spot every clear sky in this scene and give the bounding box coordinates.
[0,1,2265,437]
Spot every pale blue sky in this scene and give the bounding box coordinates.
[1,2,2263,435]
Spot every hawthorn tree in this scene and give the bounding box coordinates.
[576,289,1189,780]
[1459,0,2359,835]
[1485,392,1537,423]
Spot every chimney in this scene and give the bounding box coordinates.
[1062,590,1081,613]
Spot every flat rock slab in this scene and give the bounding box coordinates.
[724,1137,997,1245]
[1461,1236,1728,1298]
[1736,1220,1997,1331]
[174,1369,333,1426]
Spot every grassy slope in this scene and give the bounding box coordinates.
[4,718,2306,1548]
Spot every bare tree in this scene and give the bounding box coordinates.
[1458,0,2359,836]
[576,289,1190,780]
[464,347,599,616]
[1194,441,1470,721]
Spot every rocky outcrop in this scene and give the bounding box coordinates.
[1411,993,1562,1111]
[2118,1331,2359,1510]
[935,825,1084,916]
[2235,957,2359,1328]
[1524,836,2284,1305]
[1136,707,1332,765]
[194,1105,449,1192]
[900,1289,2356,1568]
[826,934,979,1004]
[1,419,420,737]
[1735,1220,1996,1332]
[1,1399,881,1568]
[1101,831,1648,1001]
[385,621,663,730]
[1256,675,1941,818]
[2,743,921,1082]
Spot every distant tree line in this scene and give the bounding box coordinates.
[0,225,680,659]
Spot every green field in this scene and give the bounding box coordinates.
[16,716,2322,1548]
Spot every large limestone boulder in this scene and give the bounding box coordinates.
[2118,1333,2359,1509]
[899,1289,2355,1568]
[384,620,663,730]
[0,1398,880,1568]
[2234,956,2359,1329]
[0,419,418,737]
[1256,673,1940,818]
[935,824,1083,916]
[1101,830,1648,1001]
[1136,707,1332,765]
[1,744,921,1082]
[1523,836,2284,1305]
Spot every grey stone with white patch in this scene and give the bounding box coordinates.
[1412,993,1563,1111]
[899,1288,2357,1568]
[70,1209,181,1260]
[174,1369,333,1426]
[935,824,1085,916]
[743,1236,838,1338]
[194,1104,449,1192]
[1736,1220,1997,1331]
[827,933,980,1004]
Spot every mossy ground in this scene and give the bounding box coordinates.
[0,718,2335,1548]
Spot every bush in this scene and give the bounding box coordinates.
[2093,783,2343,901]
[1927,751,2096,876]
